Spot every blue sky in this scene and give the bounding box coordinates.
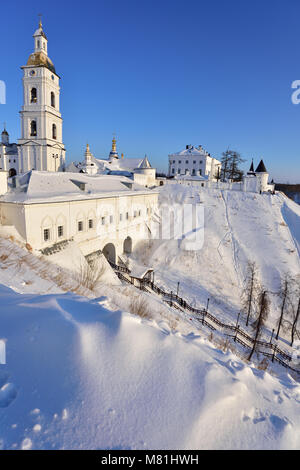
[1,0,300,182]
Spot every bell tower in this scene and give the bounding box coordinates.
[18,18,66,172]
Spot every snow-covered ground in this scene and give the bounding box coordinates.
[0,285,299,450]
[132,185,300,335]
[0,184,299,450]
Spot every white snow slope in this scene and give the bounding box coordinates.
[0,285,299,450]
[133,185,300,330]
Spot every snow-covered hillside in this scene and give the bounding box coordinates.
[132,185,300,330]
[0,184,299,450]
[0,285,299,450]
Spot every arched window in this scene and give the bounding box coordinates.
[37,40,40,49]
[51,92,55,108]
[52,124,57,140]
[30,88,37,103]
[9,168,17,178]
[30,120,37,137]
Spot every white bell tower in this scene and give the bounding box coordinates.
[18,18,66,172]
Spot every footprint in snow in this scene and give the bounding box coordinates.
[243,407,267,424]
[0,382,17,408]
[269,415,291,432]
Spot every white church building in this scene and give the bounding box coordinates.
[69,138,157,188]
[0,20,158,263]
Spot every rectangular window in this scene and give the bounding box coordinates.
[57,225,63,238]
[119,213,123,222]
[178,169,181,174]
[138,210,141,217]
[110,215,113,224]
[101,217,105,225]
[172,168,175,174]
[126,212,129,220]
[88,219,93,229]
[44,228,50,242]
[78,221,83,232]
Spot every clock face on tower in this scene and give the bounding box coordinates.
[30,70,36,76]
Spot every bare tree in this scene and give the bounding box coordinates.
[221,150,231,181]
[276,273,292,340]
[248,289,270,361]
[242,261,260,326]
[76,259,106,292]
[291,297,300,347]
[221,149,245,182]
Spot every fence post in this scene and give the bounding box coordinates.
[235,312,240,330]
[170,291,173,307]
[270,328,275,344]
[234,325,239,342]
[272,345,277,363]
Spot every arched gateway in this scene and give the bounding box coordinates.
[102,243,116,264]
[123,236,132,254]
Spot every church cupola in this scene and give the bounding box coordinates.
[26,18,56,74]
[1,125,9,145]
[34,18,48,55]
[109,136,119,160]
[84,143,93,164]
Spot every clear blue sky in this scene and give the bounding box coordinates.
[1,0,300,182]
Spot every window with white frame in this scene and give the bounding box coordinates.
[78,221,83,232]
[43,228,50,242]
[88,219,93,229]
[57,225,63,238]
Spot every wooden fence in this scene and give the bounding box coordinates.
[110,261,300,375]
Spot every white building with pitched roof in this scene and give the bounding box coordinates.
[0,171,158,263]
[168,145,221,180]
[69,139,157,187]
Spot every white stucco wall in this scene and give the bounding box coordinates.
[0,192,158,261]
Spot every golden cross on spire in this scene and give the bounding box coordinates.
[38,13,42,28]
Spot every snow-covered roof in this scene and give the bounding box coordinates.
[1,171,156,204]
[174,174,208,181]
[255,160,267,173]
[136,155,152,169]
[170,145,209,157]
[72,155,147,175]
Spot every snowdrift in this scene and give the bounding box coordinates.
[0,285,299,450]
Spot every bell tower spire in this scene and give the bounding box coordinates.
[18,19,66,172]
